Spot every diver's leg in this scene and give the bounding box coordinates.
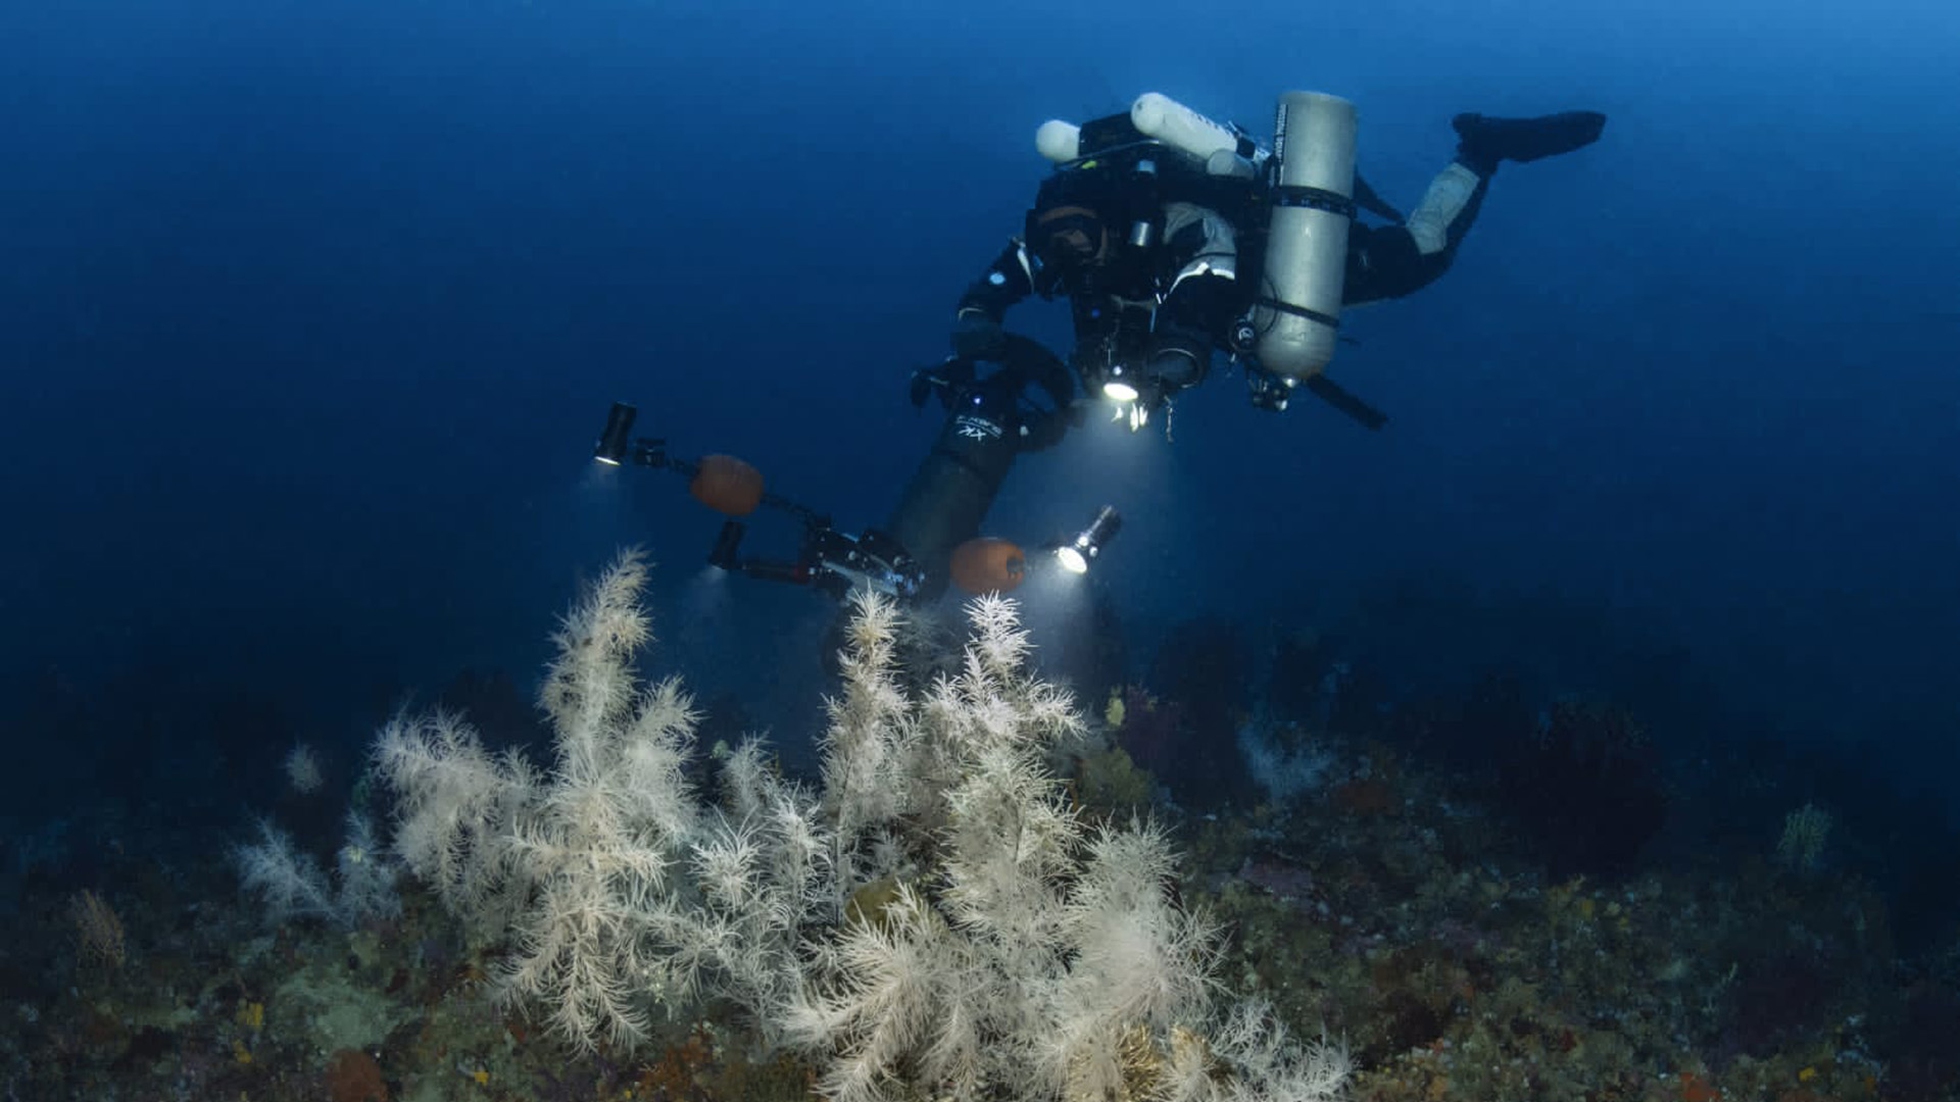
[1344,164,1488,304]
[1344,110,1606,305]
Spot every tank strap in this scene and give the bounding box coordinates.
[1252,295,1341,330]
[1272,185,1357,220]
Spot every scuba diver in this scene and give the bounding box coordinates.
[600,92,1607,606]
[949,95,1607,428]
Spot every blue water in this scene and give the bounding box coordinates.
[2,0,1955,854]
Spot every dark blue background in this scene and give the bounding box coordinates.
[2,0,1955,826]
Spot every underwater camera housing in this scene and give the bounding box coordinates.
[592,336,1124,607]
[590,401,925,601]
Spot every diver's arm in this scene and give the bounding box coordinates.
[954,237,1037,323]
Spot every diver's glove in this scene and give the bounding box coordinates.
[951,312,1008,360]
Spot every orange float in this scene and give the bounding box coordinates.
[949,537,1027,595]
[689,454,764,516]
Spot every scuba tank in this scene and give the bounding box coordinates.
[1250,91,1357,382]
[1038,92,1264,178]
